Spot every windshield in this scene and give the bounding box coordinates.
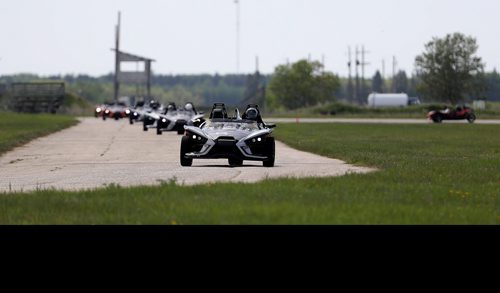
[202,120,260,131]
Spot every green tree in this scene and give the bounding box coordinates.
[371,70,384,93]
[415,32,485,104]
[393,70,408,93]
[268,60,340,110]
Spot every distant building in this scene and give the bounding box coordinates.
[473,100,486,110]
[10,82,65,114]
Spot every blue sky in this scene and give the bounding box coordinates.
[0,0,499,77]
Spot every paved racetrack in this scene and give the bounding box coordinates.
[0,118,374,192]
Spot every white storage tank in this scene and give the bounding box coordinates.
[367,93,409,108]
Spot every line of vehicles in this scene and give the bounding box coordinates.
[94,100,276,167]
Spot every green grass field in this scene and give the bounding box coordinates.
[0,113,78,155]
[0,120,498,224]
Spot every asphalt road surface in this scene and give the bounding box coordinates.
[0,118,373,192]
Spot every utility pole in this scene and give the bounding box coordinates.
[361,45,370,82]
[392,56,398,92]
[392,56,398,78]
[234,0,240,74]
[321,54,325,73]
[360,45,370,104]
[114,11,121,103]
[382,59,386,79]
[355,46,360,104]
[347,47,354,102]
[255,55,259,73]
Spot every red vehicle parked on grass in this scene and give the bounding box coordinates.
[427,105,476,123]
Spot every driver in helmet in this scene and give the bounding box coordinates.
[184,103,194,112]
[243,107,265,127]
[150,100,160,110]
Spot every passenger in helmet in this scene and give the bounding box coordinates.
[185,103,194,112]
[150,100,160,110]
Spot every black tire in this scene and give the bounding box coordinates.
[157,126,162,135]
[263,137,275,167]
[467,114,476,124]
[433,115,442,123]
[143,120,148,131]
[103,114,106,121]
[129,119,134,125]
[228,158,243,167]
[177,127,185,135]
[180,136,193,167]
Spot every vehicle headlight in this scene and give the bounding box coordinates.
[105,110,110,114]
[125,109,131,115]
[96,107,102,113]
[162,119,167,123]
[186,131,207,143]
[249,135,267,144]
[133,112,138,116]
[252,137,262,142]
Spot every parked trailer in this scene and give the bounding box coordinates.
[367,93,409,108]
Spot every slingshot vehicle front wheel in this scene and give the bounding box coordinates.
[467,114,476,124]
[180,136,193,167]
[228,158,243,167]
[263,137,275,167]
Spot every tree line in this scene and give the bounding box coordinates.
[1,33,500,110]
[267,32,499,110]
